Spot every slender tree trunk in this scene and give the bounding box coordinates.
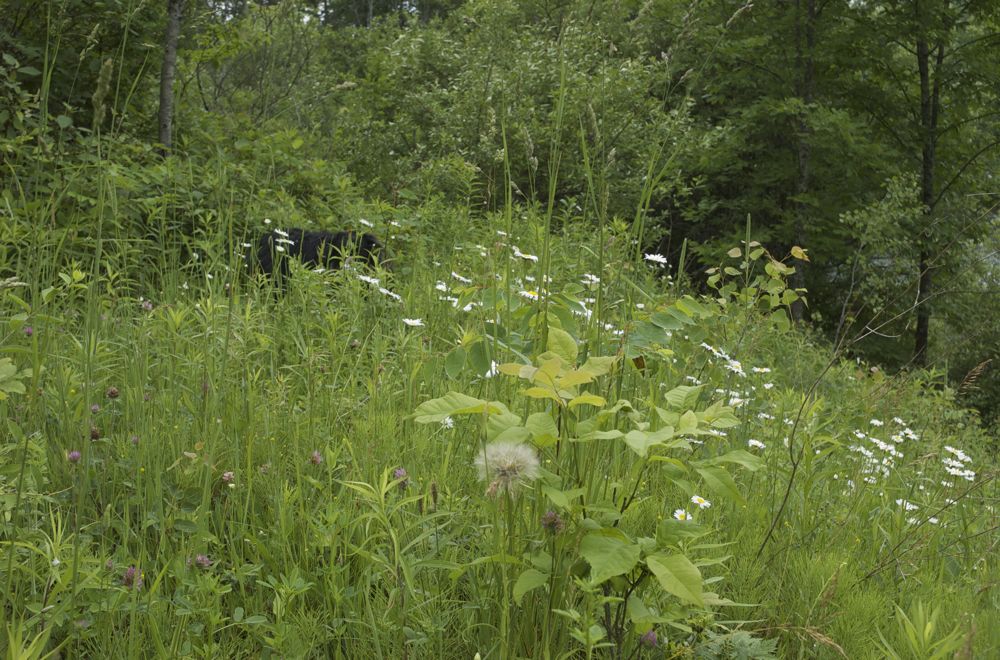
[791,0,816,322]
[913,35,943,364]
[158,0,184,156]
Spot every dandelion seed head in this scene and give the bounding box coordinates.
[474,442,540,497]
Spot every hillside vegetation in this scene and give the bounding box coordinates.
[1,1,998,658]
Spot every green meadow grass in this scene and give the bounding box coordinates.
[1,207,996,659]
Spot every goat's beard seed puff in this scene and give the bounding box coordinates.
[474,441,541,498]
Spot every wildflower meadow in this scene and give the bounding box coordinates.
[1,209,996,658]
[2,1,999,657]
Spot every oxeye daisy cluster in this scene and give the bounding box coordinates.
[942,445,975,482]
[699,342,746,378]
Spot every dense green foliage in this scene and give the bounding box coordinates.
[1,0,998,657]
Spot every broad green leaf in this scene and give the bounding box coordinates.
[771,309,791,332]
[663,384,702,410]
[580,531,641,585]
[727,247,742,258]
[486,405,524,441]
[650,312,684,331]
[558,369,594,388]
[646,554,704,606]
[412,392,503,423]
[626,594,655,626]
[468,341,491,376]
[524,387,563,404]
[701,449,764,472]
[580,356,617,377]
[543,486,584,509]
[525,412,558,444]
[695,465,744,505]
[547,326,578,364]
[677,410,699,434]
[493,426,532,444]
[621,426,674,457]
[513,568,549,605]
[445,346,466,379]
[534,357,563,386]
[568,393,605,409]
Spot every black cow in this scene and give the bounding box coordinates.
[251,228,389,283]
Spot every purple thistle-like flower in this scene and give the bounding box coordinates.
[90,426,101,440]
[68,450,82,463]
[310,450,323,465]
[221,471,235,485]
[392,467,409,491]
[122,565,143,590]
[23,326,33,337]
[541,510,566,535]
[194,554,212,569]
[130,434,139,446]
[640,629,658,648]
[90,404,100,414]
[106,386,120,399]
[141,300,153,312]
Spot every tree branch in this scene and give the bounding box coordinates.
[932,137,1000,208]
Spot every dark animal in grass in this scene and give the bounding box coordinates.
[251,229,389,283]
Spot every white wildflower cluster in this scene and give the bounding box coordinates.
[847,429,899,479]
[895,498,919,511]
[942,445,975,481]
[699,342,746,377]
[581,273,601,285]
[378,287,402,301]
[512,246,539,262]
[452,271,473,284]
[569,300,592,320]
[644,253,668,266]
[747,439,766,450]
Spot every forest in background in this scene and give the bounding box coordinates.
[3,0,999,427]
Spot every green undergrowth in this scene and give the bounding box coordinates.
[1,206,996,659]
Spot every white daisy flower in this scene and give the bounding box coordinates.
[691,495,711,509]
[644,253,668,266]
[673,509,692,521]
[402,318,424,327]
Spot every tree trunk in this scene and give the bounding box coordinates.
[791,0,816,322]
[158,0,184,156]
[913,35,943,365]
